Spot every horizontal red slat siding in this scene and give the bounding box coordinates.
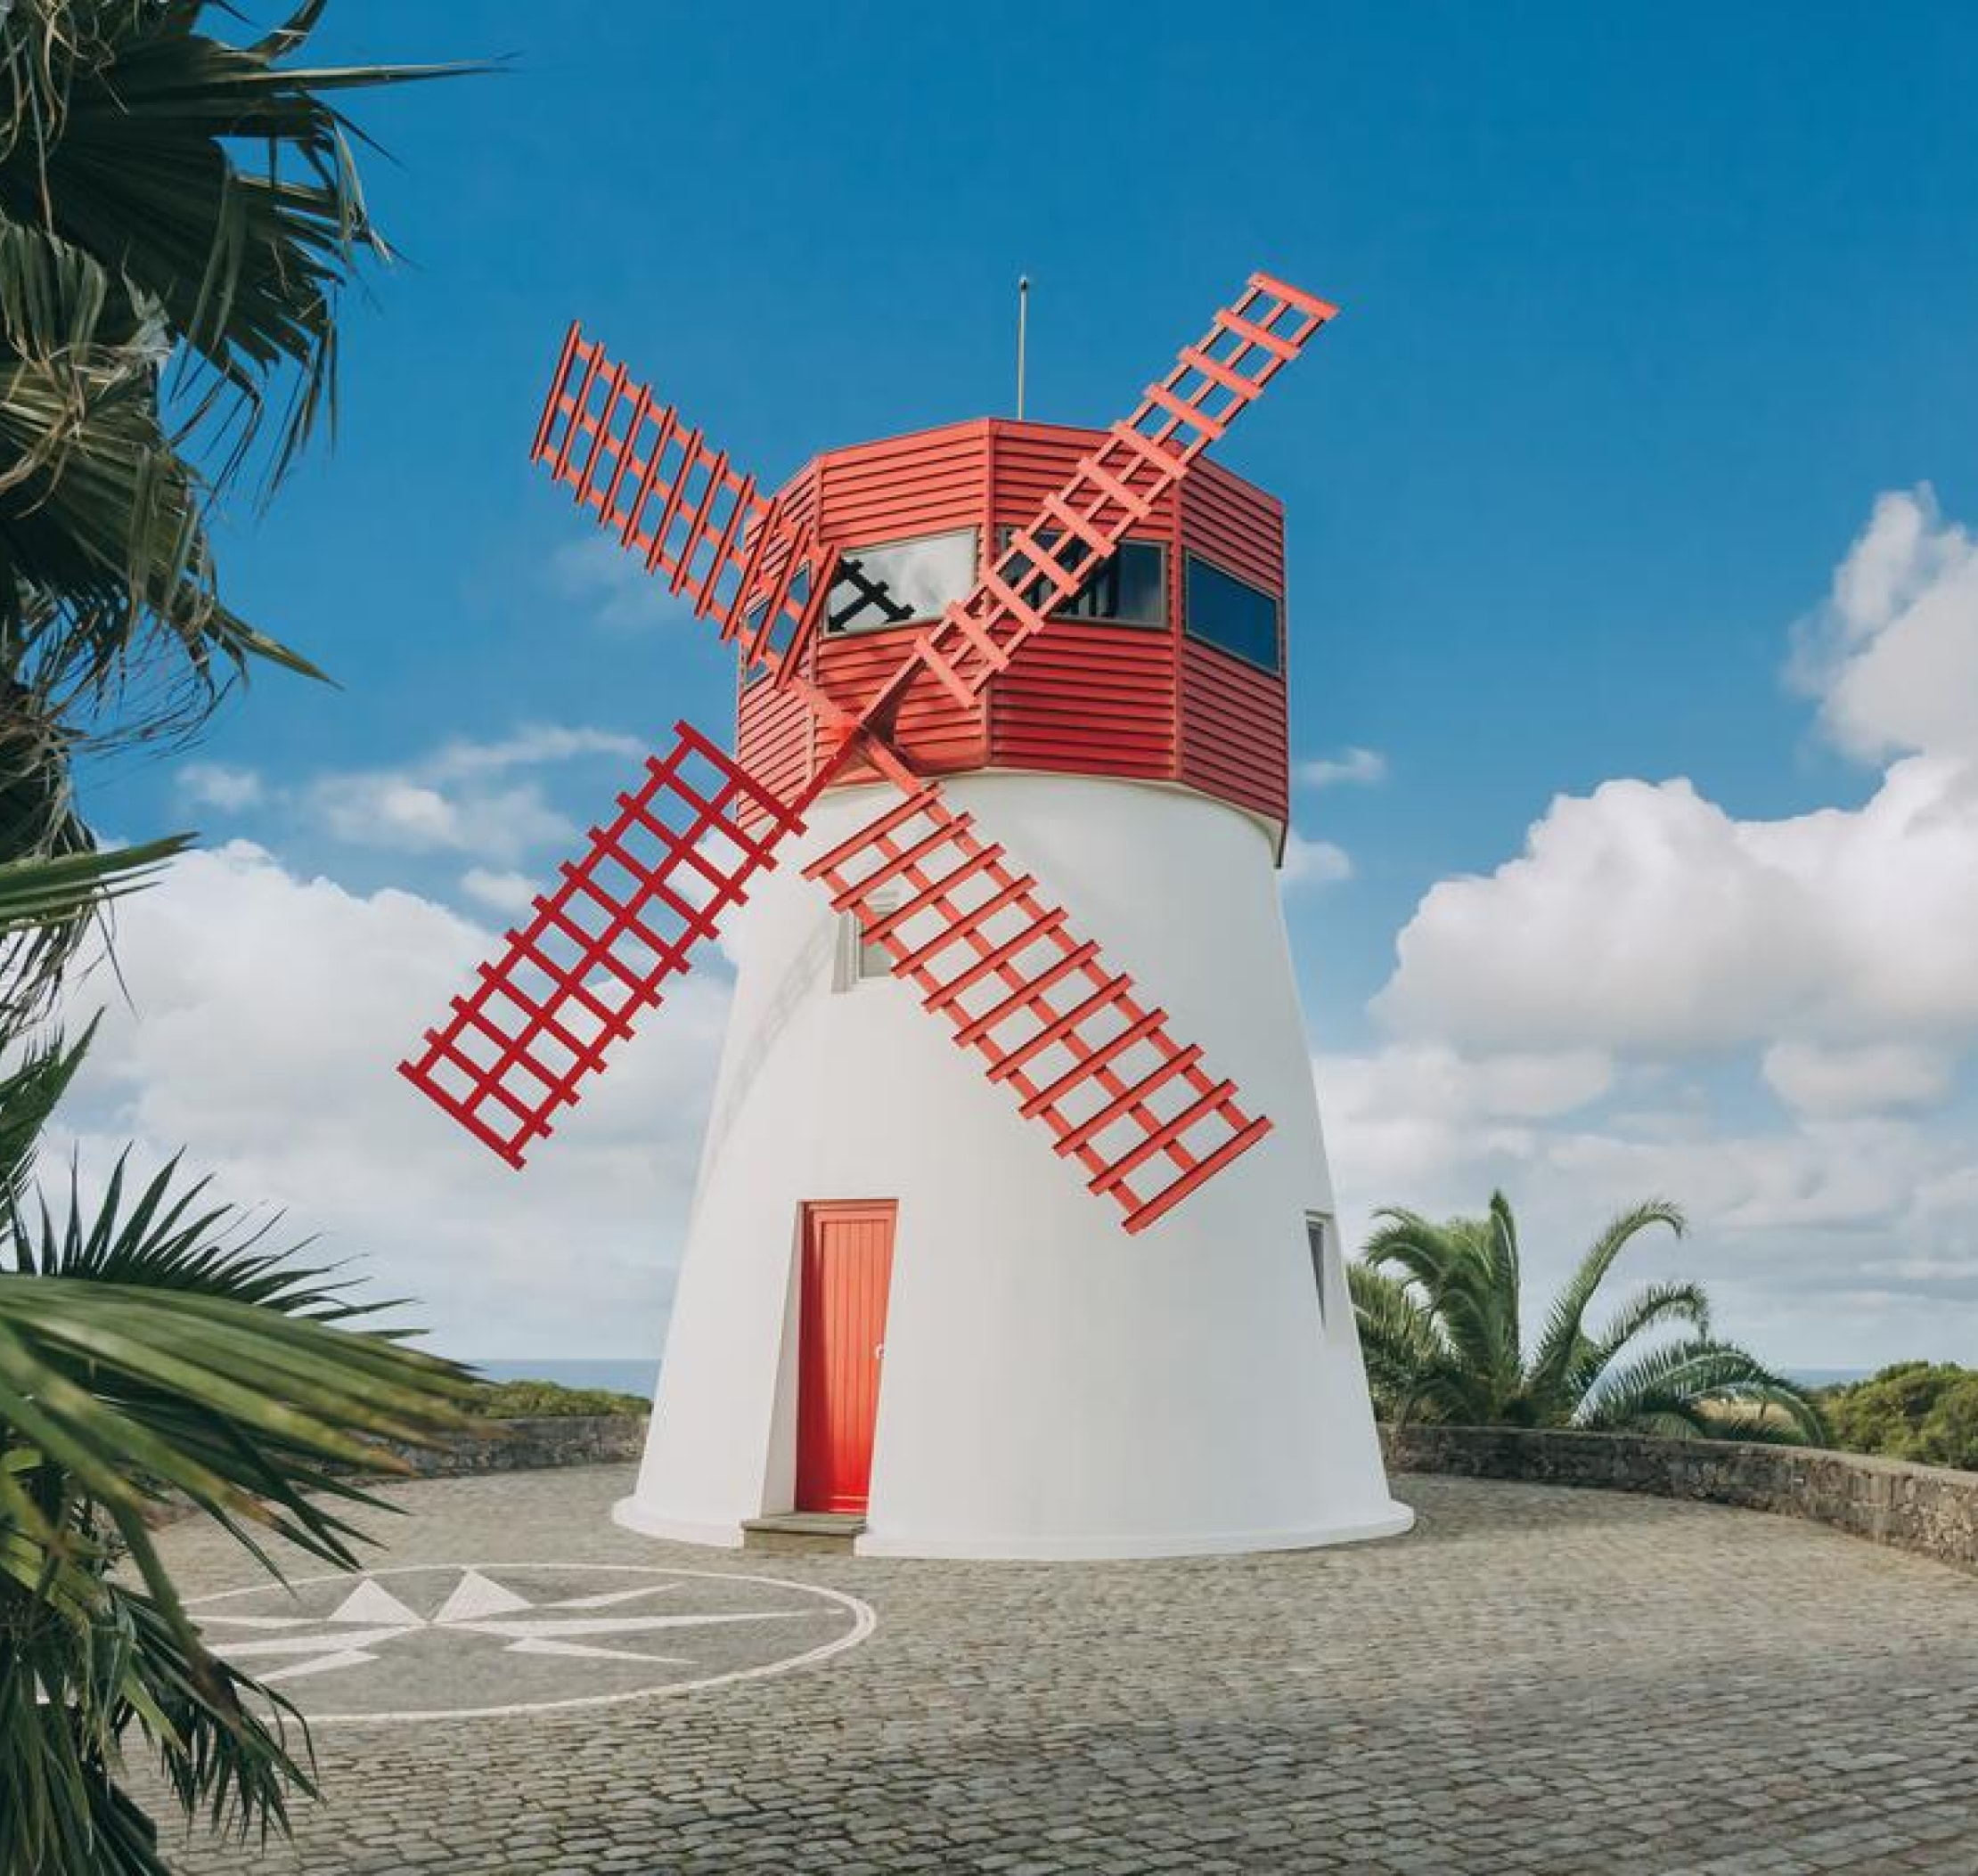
[1181,458,1284,596]
[732,418,1290,835]
[733,458,820,809]
[1178,640,1287,825]
[816,626,986,776]
[735,680,812,819]
[821,428,985,544]
[991,622,1174,777]
[986,422,1181,536]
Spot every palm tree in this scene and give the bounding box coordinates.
[0,1081,476,1875]
[1349,1192,1827,1443]
[1,5,478,1870]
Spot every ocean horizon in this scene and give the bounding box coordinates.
[470,1357,658,1399]
[463,1358,1880,1405]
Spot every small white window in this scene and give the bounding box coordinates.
[832,893,899,991]
[1304,1210,1336,1325]
[858,893,897,978]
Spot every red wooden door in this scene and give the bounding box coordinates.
[796,1202,897,1515]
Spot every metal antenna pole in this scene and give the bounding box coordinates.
[1016,275,1030,420]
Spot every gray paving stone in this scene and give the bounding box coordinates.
[128,1464,1978,1875]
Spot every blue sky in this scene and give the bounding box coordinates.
[67,1,1978,1368]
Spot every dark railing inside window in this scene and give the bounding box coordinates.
[1002,531,1166,627]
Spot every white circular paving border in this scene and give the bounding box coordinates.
[188,1562,878,1725]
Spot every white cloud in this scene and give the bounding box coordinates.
[1791,485,1978,763]
[1320,1044,1978,1366]
[552,535,697,632]
[423,726,643,779]
[1296,746,1387,788]
[1761,1041,1954,1119]
[1371,758,1978,1060]
[1370,484,1978,1073]
[49,841,730,1359]
[1369,490,1978,1073]
[176,762,265,812]
[1323,488,1978,1365]
[1279,829,1353,888]
[1332,1043,1615,1125]
[309,774,570,861]
[302,723,645,866]
[460,867,541,916]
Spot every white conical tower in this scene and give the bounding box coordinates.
[612,415,1409,1560]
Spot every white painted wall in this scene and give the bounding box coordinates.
[617,771,1410,1559]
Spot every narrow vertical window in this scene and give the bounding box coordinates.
[857,893,897,979]
[1304,1210,1336,1325]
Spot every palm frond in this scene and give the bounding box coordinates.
[0,1528,318,1876]
[1363,1206,1522,1416]
[0,839,188,1022]
[1524,1199,1685,1415]
[1576,1334,1827,1444]
[16,1147,365,1321]
[1346,1259,1492,1424]
[0,838,186,934]
[0,1012,93,1201]
[1480,1189,1524,1396]
[116,1582,316,1848]
[0,220,323,723]
[0,1143,477,1660]
[0,0,485,495]
[1569,1280,1712,1399]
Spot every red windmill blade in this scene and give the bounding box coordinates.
[397,721,818,1167]
[800,776,1273,1234]
[400,273,1334,1229]
[855,272,1334,725]
[797,273,1333,1228]
[529,324,846,704]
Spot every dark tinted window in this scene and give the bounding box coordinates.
[1184,553,1279,671]
[1000,532,1165,626]
[827,529,977,634]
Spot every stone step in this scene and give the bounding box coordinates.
[740,1512,866,1555]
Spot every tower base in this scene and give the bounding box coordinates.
[621,771,1411,1562]
[611,1494,1412,1561]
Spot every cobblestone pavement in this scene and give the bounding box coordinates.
[144,1465,1978,1875]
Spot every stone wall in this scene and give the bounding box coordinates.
[145,1415,651,1531]
[1381,1423,1978,1575]
[372,1413,650,1479]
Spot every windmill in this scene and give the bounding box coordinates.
[402,273,1410,1560]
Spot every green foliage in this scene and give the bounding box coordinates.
[0,6,478,1871]
[0,1131,478,1876]
[463,1379,651,1420]
[0,0,475,733]
[1351,1191,1827,1445]
[1819,1362,1978,1472]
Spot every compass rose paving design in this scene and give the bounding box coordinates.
[190,1562,873,1722]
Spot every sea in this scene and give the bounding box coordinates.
[461,1360,1871,1404]
[470,1358,658,1400]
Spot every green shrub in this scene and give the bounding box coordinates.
[462,1378,650,1419]
[1820,1362,1978,1471]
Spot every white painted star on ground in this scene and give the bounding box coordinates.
[199,1569,812,1685]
